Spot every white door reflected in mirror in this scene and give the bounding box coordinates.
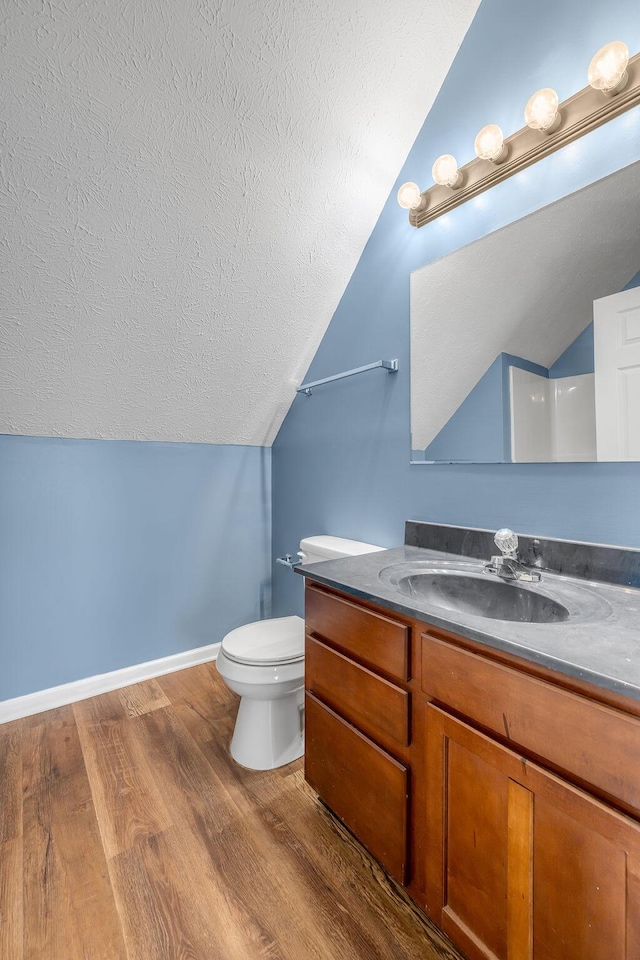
[595,288,640,461]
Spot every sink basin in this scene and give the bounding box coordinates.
[396,571,569,623]
[378,560,610,625]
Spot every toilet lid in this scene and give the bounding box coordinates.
[221,616,305,665]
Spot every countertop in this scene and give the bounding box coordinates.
[296,544,640,704]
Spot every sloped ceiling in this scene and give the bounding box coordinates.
[0,0,480,445]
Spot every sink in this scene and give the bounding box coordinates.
[395,571,569,623]
[378,560,610,625]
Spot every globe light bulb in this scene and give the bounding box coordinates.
[588,41,629,93]
[524,88,560,132]
[432,154,462,188]
[474,124,507,163]
[397,182,423,210]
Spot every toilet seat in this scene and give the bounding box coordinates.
[220,615,304,667]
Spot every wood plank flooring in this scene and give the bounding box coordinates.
[1,662,464,960]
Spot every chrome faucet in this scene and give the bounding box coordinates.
[484,528,542,583]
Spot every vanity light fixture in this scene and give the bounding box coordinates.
[524,87,560,132]
[432,154,463,188]
[400,42,640,228]
[474,124,507,163]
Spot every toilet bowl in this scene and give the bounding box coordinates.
[216,616,306,770]
[216,536,385,770]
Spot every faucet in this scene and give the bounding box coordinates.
[484,528,542,583]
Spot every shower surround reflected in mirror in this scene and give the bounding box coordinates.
[410,161,640,464]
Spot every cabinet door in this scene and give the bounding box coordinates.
[425,704,640,960]
[305,693,409,883]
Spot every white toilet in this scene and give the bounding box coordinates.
[216,536,385,770]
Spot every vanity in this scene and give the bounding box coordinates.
[297,522,640,960]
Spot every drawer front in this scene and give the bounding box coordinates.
[422,632,640,817]
[305,692,409,884]
[306,636,410,748]
[305,584,410,681]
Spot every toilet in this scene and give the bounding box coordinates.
[215,536,385,770]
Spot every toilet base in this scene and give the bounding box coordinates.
[230,689,305,770]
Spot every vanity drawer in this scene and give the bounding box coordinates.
[305,692,409,883]
[305,584,410,681]
[306,636,410,749]
[422,632,640,817]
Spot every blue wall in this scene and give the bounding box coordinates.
[272,0,640,618]
[0,436,271,699]
[421,355,508,463]
[549,325,595,379]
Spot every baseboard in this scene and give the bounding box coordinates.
[0,642,221,724]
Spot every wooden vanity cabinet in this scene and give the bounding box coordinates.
[422,631,640,960]
[303,581,640,960]
[304,584,416,886]
[425,703,640,960]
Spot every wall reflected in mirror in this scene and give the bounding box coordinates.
[410,161,640,463]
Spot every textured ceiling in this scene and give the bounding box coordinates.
[0,0,479,445]
[411,161,640,450]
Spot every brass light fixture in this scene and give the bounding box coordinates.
[400,42,639,228]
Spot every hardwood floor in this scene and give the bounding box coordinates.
[1,662,464,960]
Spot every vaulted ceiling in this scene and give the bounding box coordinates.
[0,0,480,445]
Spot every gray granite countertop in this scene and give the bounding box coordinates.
[296,544,640,704]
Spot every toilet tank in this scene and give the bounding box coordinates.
[298,536,386,565]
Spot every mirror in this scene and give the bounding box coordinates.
[410,161,640,463]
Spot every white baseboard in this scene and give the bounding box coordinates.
[0,642,221,724]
